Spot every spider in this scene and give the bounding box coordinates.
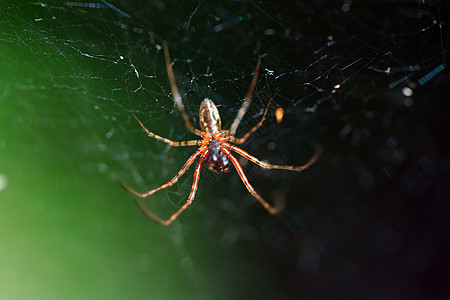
[121,42,322,226]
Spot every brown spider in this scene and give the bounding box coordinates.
[121,42,322,226]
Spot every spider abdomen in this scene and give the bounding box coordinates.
[199,98,221,134]
[206,139,229,173]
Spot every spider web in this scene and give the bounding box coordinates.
[0,0,449,299]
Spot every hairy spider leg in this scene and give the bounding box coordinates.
[132,115,200,147]
[136,150,209,226]
[229,56,261,136]
[120,146,206,198]
[230,145,323,172]
[221,147,281,215]
[163,42,202,136]
[228,99,271,144]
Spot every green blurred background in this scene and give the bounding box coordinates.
[1,1,449,299]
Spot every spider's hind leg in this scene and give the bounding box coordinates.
[229,56,262,136]
[132,115,200,147]
[163,42,202,136]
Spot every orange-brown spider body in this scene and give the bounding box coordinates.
[199,99,230,173]
[120,42,322,226]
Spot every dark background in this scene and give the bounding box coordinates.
[0,1,449,299]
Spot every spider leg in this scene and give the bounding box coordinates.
[163,42,202,136]
[136,150,208,226]
[229,56,261,136]
[229,100,270,144]
[221,148,281,214]
[120,146,205,198]
[230,144,323,172]
[132,115,200,147]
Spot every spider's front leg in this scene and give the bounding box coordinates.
[120,147,205,198]
[221,147,283,215]
[120,146,207,226]
[230,145,323,172]
[156,150,208,226]
[134,149,208,226]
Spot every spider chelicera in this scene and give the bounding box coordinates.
[121,42,322,226]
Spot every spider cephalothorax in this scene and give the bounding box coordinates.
[206,137,230,173]
[120,42,322,226]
